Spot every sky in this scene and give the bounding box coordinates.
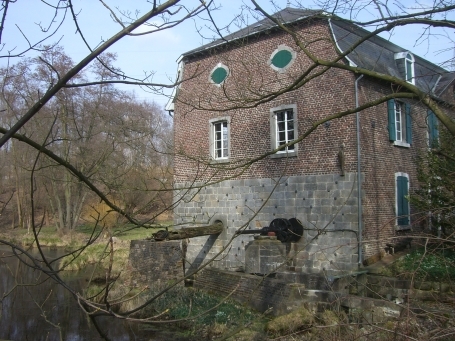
[1,0,453,110]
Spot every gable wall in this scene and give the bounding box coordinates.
[174,19,358,183]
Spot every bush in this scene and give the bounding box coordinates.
[391,247,455,281]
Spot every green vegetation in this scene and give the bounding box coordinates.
[388,247,455,281]
[2,223,170,249]
[85,282,265,340]
[0,222,170,273]
[76,223,170,241]
[410,129,455,239]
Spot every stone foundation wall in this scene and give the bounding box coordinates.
[128,240,185,287]
[174,173,360,275]
[193,268,340,315]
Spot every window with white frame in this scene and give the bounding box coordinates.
[209,117,230,161]
[404,53,414,83]
[387,99,412,147]
[395,172,410,228]
[270,104,297,157]
[394,52,415,84]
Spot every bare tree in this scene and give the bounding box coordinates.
[0,1,454,340]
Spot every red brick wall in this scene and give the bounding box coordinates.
[356,77,431,257]
[173,18,451,262]
[174,19,358,183]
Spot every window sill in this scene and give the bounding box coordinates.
[270,151,297,159]
[395,225,411,231]
[210,158,230,164]
[393,141,410,148]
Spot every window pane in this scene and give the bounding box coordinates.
[213,121,228,159]
[275,109,295,152]
[395,102,403,142]
[406,60,413,82]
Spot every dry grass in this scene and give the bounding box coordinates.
[265,306,315,337]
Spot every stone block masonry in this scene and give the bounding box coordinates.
[129,240,184,287]
[193,268,341,316]
[174,172,360,275]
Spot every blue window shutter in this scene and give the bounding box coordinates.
[397,176,409,225]
[405,103,412,144]
[387,99,396,141]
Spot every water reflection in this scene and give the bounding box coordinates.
[0,246,159,341]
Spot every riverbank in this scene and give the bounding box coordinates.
[2,226,454,340]
[0,225,271,340]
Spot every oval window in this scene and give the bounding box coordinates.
[271,50,293,68]
[211,67,228,84]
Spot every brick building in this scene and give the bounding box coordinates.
[166,8,455,275]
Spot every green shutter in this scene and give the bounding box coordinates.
[271,50,293,68]
[405,103,412,144]
[387,99,396,141]
[428,110,434,144]
[428,110,439,148]
[211,67,228,84]
[397,176,409,225]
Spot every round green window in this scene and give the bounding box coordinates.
[211,67,228,84]
[271,49,293,69]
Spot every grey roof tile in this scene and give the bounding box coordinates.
[182,7,454,96]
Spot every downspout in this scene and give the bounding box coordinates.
[355,74,364,267]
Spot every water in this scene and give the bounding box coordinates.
[0,245,186,341]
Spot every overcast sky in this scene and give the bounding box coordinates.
[1,1,453,109]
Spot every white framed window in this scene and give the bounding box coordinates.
[270,104,297,157]
[404,53,414,83]
[394,52,415,84]
[209,117,230,161]
[395,172,410,229]
[394,101,404,142]
[387,99,412,147]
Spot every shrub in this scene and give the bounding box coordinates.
[391,247,455,281]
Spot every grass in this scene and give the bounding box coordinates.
[2,222,171,248]
[59,223,171,271]
[76,222,171,241]
[82,281,267,339]
[0,222,171,272]
[388,246,455,281]
[86,282,267,339]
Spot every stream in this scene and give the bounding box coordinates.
[0,245,188,341]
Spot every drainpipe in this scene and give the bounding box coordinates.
[355,74,364,267]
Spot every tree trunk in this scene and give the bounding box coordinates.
[154,222,223,241]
